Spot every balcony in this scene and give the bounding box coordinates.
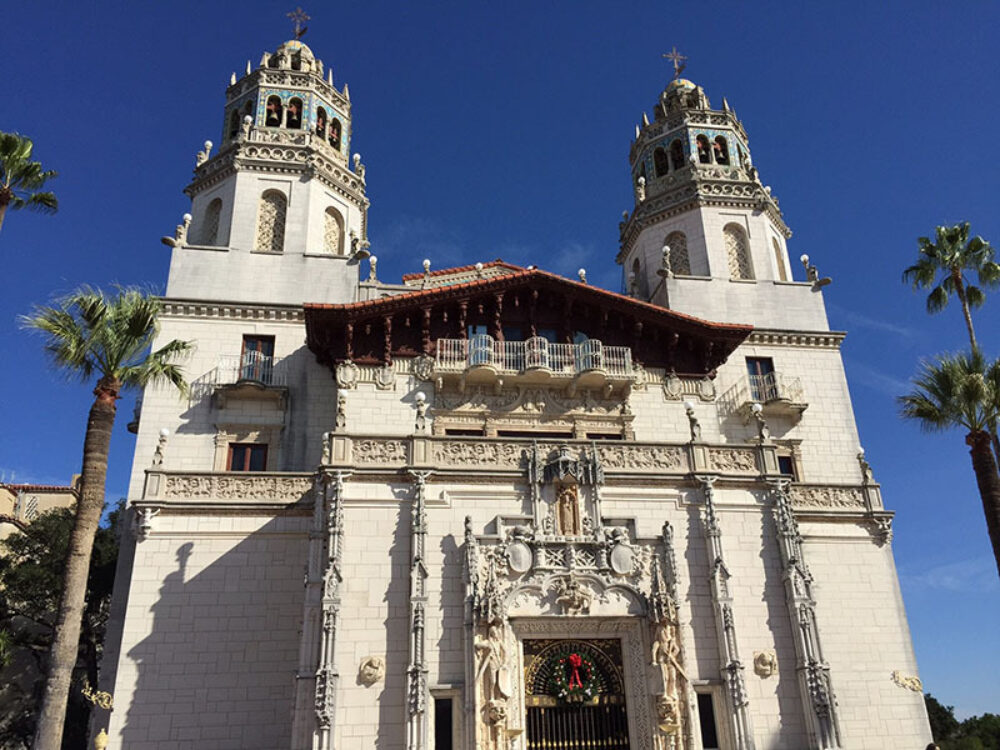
[212,351,288,409]
[724,371,807,422]
[435,336,634,394]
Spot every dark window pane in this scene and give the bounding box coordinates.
[537,328,558,343]
[248,445,268,471]
[697,693,720,749]
[434,698,453,750]
[228,443,268,472]
[778,455,796,478]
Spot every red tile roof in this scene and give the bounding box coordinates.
[1,483,77,494]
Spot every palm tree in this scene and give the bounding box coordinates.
[899,351,1000,579]
[22,286,192,750]
[0,132,58,234]
[902,222,1000,353]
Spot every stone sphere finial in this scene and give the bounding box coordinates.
[750,402,763,415]
[423,259,431,272]
[799,253,810,266]
[578,268,587,283]
[683,399,695,412]
[243,115,253,124]
[415,391,426,404]
[475,262,484,271]
[159,427,170,438]
[204,140,213,150]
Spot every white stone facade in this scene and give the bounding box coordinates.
[97,43,931,750]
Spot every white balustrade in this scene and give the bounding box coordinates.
[434,337,633,378]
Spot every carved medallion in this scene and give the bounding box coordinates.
[507,541,532,573]
[609,544,635,576]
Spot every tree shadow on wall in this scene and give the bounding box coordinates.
[116,510,309,749]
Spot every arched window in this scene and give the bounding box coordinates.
[228,111,240,139]
[772,237,788,281]
[654,147,670,177]
[329,118,342,150]
[714,136,730,165]
[287,97,303,129]
[723,223,753,280]
[669,139,684,170]
[255,190,287,253]
[323,207,344,255]
[316,107,328,139]
[265,96,283,127]
[200,198,222,246]
[696,135,711,163]
[664,231,691,276]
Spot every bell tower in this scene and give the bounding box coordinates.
[163,34,369,306]
[619,55,829,331]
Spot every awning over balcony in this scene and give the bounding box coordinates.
[304,267,751,376]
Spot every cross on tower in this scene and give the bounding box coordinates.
[662,46,688,80]
[287,7,310,39]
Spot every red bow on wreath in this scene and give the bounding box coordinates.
[567,653,584,689]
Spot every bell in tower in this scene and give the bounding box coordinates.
[164,29,369,306]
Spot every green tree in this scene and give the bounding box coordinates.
[0,506,121,748]
[899,351,1000,578]
[927,693,962,743]
[0,132,58,234]
[903,223,1000,354]
[22,287,192,750]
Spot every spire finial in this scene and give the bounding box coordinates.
[662,46,688,80]
[287,7,310,39]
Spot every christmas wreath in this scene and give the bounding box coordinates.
[550,651,598,702]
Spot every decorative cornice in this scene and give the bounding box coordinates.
[158,298,305,322]
[745,330,846,350]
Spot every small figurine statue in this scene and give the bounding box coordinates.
[684,401,701,442]
[335,392,347,431]
[578,268,587,284]
[800,253,832,288]
[353,152,366,180]
[422,258,432,288]
[414,391,428,433]
[196,140,213,166]
[368,255,378,282]
[151,428,169,467]
[750,402,770,442]
[858,447,875,485]
[658,244,673,278]
[240,114,253,140]
[635,175,646,202]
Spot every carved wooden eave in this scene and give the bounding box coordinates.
[304,268,752,376]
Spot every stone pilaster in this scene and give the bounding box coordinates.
[697,476,755,749]
[406,470,432,750]
[659,522,697,750]
[769,479,842,749]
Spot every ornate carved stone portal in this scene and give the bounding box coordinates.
[463,444,694,750]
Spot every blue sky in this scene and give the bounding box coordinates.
[2,0,999,719]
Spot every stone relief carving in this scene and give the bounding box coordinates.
[375,364,396,390]
[553,574,593,615]
[753,650,778,678]
[161,474,312,503]
[335,361,359,389]
[411,355,435,382]
[707,447,757,473]
[358,655,385,686]
[790,485,865,510]
[891,670,922,692]
[353,439,407,465]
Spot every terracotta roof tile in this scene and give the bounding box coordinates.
[400,259,525,282]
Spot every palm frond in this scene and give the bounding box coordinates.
[899,351,1000,434]
[926,285,949,313]
[23,192,58,213]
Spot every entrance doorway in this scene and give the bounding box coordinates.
[523,639,630,750]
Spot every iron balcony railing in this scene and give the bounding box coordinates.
[435,336,633,378]
[745,371,803,404]
[216,351,287,387]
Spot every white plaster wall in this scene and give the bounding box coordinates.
[167,168,362,305]
[105,513,309,749]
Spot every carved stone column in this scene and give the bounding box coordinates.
[768,480,842,749]
[292,470,348,750]
[657,522,696,750]
[406,471,432,750]
[697,476,755,749]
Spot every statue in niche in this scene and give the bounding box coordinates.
[651,617,685,708]
[554,573,592,616]
[474,621,511,702]
[556,484,581,536]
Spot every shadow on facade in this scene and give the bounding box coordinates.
[115,511,308,749]
[375,497,410,750]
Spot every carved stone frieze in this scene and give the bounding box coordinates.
[595,444,684,472]
[161,473,312,503]
[707,448,757,474]
[354,439,408,465]
[790,485,865,510]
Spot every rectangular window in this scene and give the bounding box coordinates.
[697,692,721,750]
[745,356,776,402]
[434,697,453,750]
[227,443,268,471]
[778,454,796,479]
[241,335,275,382]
